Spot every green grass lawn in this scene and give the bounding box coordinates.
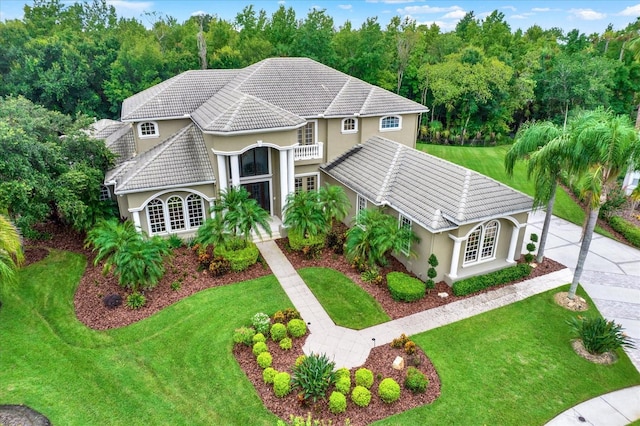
[417,144,613,237]
[2,252,638,425]
[298,267,390,329]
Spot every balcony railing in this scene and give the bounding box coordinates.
[294,142,323,161]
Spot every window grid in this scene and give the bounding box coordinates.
[399,214,412,255]
[167,196,185,231]
[464,220,500,265]
[147,199,166,234]
[381,116,400,129]
[99,185,111,201]
[356,194,367,225]
[294,178,303,193]
[481,221,498,259]
[306,176,316,191]
[139,122,157,137]
[342,118,356,132]
[187,194,204,228]
[298,122,315,145]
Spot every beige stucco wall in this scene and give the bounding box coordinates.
[359,114,419,148]
[133,119,192,154]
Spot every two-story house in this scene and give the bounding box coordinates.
[95,57,533,284]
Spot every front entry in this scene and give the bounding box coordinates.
[242,181,271,212]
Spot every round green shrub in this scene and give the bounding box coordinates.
[329,391,347,414]
[295,355,307,367]
[378,378,401,403]
[252,332,266,344]
[252,341,268,357]
[232,326,256,346]
[257,351,273,369]
[404,366,428,394]
[351,385,371,407]
[355,368,374,389]
[288,228,326,256]
[126,292,146,309]
[279,337,292,350]
[287,318,307,338]
[263,367,278,385]
[273,372,291,398]
[214,240,259,271]
[335,376,351,394]
[270,322,288,342]
[387,272,426,302]
[334,367,351,381]
[251,312,271,335]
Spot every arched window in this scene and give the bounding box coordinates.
[380,115,401,131]
[99,185,111,201]
[167,196,185,231]
[147,199,166,234]
[187,194,205,227]
[342,118,358,133]
[138,121,158,138]
[464,220,500,265]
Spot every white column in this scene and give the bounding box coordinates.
[230,154,240,188]
[448,235,464,279]
[216,154,228,192]
[506,224,520,264]
[287,149,295,194]
[131,210,142,233]
[208,200,215,219]
[280,149,289,214]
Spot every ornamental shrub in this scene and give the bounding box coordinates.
[288,229,326,259]
[295,355,306,367]
[329,391,347,414]
[568,316,636,355]
[404,367,428,394]
[270,323,288,342]
[251,312,271,335]
[404,340,417,355]
[272,310,286,324]
[252,332,266,344]
[355,368,374,389]
[391,333,410,349]
[609,216,640,248]
[334,367,350,381]
[126,292,146,309]
[387,272,426,302]
[214,241,259,271]
[378,378,401,403]
[263,367,278,385]
[233,326,256,346]
[252,341,268,357]
[335,376,351,394]
[452,264,532,296]
[287,319,307,338]
[292,353,336,403]
[351,385,371,407]
[257,351,273,369]
[279,337,293,350]
[274,372,291,398]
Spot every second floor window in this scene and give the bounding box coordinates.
[342,118,358,133]
[138,121,159,138]
[380,116,401,131]
[297,122,315,145]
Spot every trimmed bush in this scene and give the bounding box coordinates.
[610,216,640,248]
[263,367,278,385]
[351,385,372,407]
[329,391,347,414]
[404,367,428,394]
[568,316,636,355]
[404,340,417,355]
[279,337,292,350]
[288,229,326,258]
[274,372,291,398]
[378,378,401,403]
[252,332,266,344]
[233,326,256,346]
[355,368,374,389]
[391,333,410,349]
[252,341,268,357]
[251,312,271,335]
[334,367,351,381]
[287,318,307,338]
[335,376,351,394]
[387,272,426,302]
[295,355,306,367]
[257,351,273,369]
[452,264,532,296]
[270,323,288,342]
[214,241,259,271]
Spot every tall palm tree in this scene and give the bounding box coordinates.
[0,214,24,286]
[318,184,350,229]
[283,190,327,238]
[505,121,568,263]
[563,108,640,299]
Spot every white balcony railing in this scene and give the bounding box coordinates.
[294,142,323,161]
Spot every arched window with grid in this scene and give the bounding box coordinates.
[147,199,166,234]
[463,220,500,265]
[187,194,205,228]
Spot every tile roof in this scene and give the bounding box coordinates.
[321,136,533,232]
[120,58,427,134]
[109,124,215,194]
[90,119,136,164]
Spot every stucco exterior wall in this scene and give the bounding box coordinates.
[133,119,192,154]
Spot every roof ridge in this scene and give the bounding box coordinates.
[222,95,247,132]
[359,85,376,116]
[377,140,404,203]
[324,77,353,116]
[123,72,187,120]
[118,124,193,189]
[227,59,268,91]
[456,170,472,221]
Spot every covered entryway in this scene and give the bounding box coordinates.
[242,181,270,212]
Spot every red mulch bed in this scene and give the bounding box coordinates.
[22,221,565,425]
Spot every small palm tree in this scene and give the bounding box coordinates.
[111,236,171,291]
[318,184,350,229]
[85,219,139,273]
[217,187,271,241]
[283,190,327,238]
[0,214,24,286]
[194,214,231,249]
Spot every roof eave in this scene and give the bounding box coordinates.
[121,114,192,123]
[114,180,217,196]
[201,123,305,136]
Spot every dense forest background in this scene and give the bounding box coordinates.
[1,0,640,143]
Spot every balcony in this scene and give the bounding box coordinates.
[294,142,323,161]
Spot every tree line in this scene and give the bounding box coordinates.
[1,0,639,140]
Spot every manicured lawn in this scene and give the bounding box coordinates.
[418,144,613,237]
[298,267,390,329]
[2,252,638,425]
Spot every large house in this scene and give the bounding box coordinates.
[95,57,533,284]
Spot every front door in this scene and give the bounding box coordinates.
[242,181,270,212]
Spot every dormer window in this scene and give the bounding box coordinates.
[380,115,401,131]
[138,121,159,138]
[341,118,358,134]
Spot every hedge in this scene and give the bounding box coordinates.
[288,229,326,253]
[452,263,532,296]
[609,216,640,248]
[214,241,259,271]
[387,272,426,302]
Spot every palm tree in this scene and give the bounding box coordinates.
[318,184,350,229]
[505,121,568,263]
[563,108,640,299]
[85,219,139,273]
[0,214,24,286]
[111,236,171,291]
[283,190,327,238]
[217,187,271,241]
